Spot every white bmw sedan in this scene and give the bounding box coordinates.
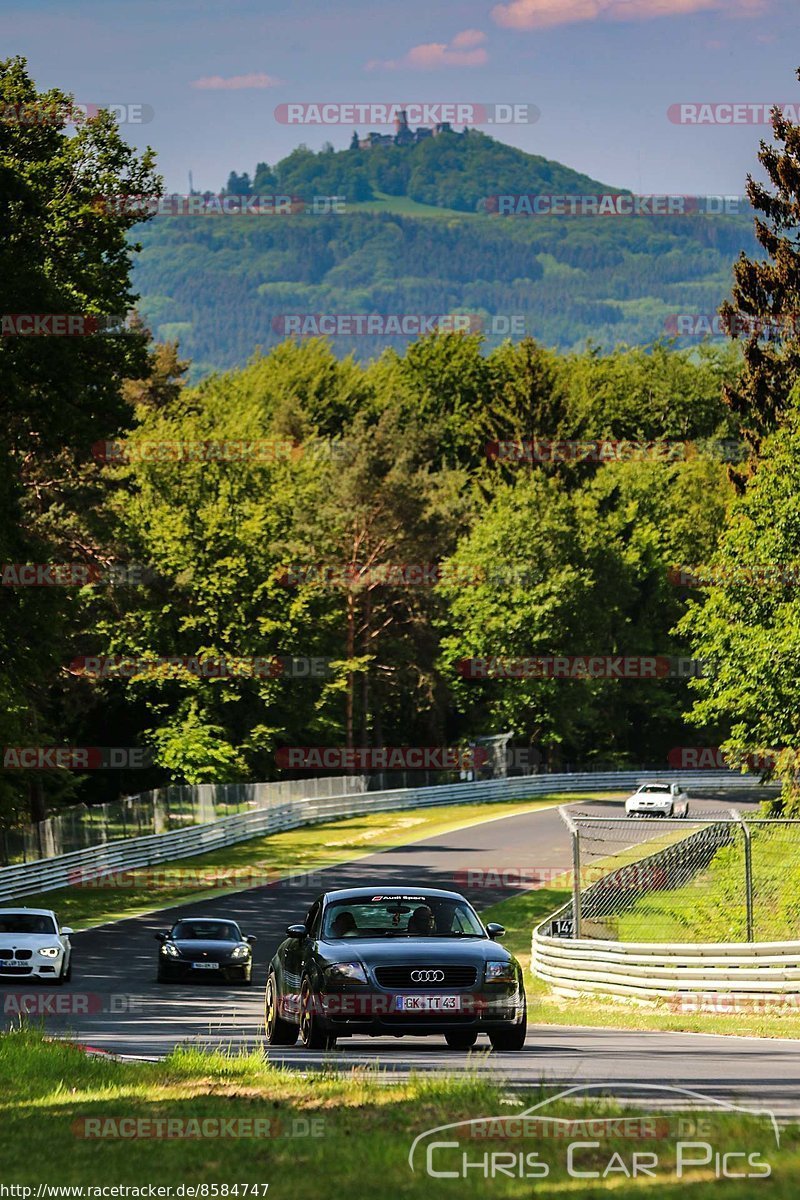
[624,782,689,818]
[0,909,73,983]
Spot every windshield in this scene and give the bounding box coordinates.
[0,913,57,935]
[322,895,485,939]
[639,785,670,794]
[171,920,240,942]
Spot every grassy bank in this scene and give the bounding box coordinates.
[480,885,800,1040]
[16,794,584,930]
[614,823,800,944]
[0,1029,794,1195]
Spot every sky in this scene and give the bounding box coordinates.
[4,0,799,194]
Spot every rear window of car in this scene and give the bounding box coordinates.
[0,913,57,934]
[322,896,484,939]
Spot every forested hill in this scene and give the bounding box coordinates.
[131,132,759,378]
[224,128,615,211]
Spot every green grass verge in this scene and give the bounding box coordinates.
[479,885,800,1040]
[0,1029,795,1194]
[614,824,800,944]
[17,795,585,930]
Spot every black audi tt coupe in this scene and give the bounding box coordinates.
[264,886,527,1050]
[155,916,256,984]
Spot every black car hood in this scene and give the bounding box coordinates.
[171,939,245,954]
[318,937,512,965]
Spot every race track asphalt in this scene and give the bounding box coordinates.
[4,790,797,1114]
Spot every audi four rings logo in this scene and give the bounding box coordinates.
[410,969,445,982]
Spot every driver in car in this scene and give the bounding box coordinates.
[331,910,358,938]
[407,905,435,935]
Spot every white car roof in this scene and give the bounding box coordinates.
[0,908,57,917]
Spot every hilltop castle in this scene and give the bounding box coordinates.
[351,109,458,150]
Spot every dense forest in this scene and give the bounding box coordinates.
[4,57,800,826]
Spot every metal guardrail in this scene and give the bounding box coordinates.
[0,769,763,904]
[533,802,800,1003]
[532,921,800,1002]
[4,775,369,864]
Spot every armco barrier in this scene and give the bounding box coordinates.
[533,805,800,1004]
[532,917,800,1003]
[0,768,767,905]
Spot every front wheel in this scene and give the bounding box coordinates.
[265,973,298,1046]
[488,999,527,1052]
[299,978,337,1050]
[444,1030,478,1050]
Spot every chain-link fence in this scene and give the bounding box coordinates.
[0,776,367,865]
[552,807,800,943]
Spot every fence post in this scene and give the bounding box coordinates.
[730,808,754,942]
[559,806,582,938]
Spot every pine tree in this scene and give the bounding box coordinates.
[721,69,800,468]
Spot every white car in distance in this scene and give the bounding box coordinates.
[624,782,689,818]
[0,908,73,983]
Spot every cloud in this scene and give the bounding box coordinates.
[491,0,767,31]
[450,29,488,48]
[367,30,488,70]
[191,73,282,90]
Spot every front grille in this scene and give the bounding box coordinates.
[14,950,32,961]
[0,949,13,959]
[374,965,478,989]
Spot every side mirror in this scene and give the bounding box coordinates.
[486,922,506,941]
[286,924,307,939]
[246,935,257,945]
[60,927,74,936]
[154,932,167,943]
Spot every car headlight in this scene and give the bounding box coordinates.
[38,947,61,958]
[324,962,368,985]
[231,944,250,959]
[161,942,180,958]
[485,961,516,984]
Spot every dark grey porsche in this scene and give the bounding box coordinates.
[155,916,256,984]
[264,886,527,1051]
